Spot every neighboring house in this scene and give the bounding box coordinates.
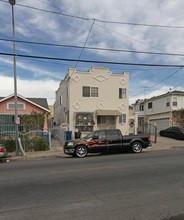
[132,90,184,133]
[54,66,137,136]
[0,94,50,133]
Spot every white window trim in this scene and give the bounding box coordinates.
[7,102,26,110]
[119,114,126,124]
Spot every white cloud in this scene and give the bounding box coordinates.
[0,75,59,105]
[1,0,184,106]
[0,57,62,79]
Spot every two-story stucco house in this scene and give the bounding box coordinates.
[54,67,134,137]
[132,90,184,133]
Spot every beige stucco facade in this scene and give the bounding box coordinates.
[54,67,132,136]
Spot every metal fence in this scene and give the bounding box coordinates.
[0,129,50,152]
[49,127,66,148]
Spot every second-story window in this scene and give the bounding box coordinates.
[173,97,177,106]
[139,104,144,111]
[148,102,152,109]
[83,86,90,97]
[119,88,126,99]
[166,97,170,107]
[91,87,98,97]
[82,86,98,97]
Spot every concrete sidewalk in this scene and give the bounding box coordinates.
[6,136,184,161]
[8,147,65,161]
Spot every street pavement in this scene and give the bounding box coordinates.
[5,135,184,161]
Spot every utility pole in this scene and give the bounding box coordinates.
[9,0,19,156]
[141,86,149,100]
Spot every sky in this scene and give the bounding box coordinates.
[0,0,184,105]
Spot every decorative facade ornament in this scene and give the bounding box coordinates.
[93,74,108,82]
[73,75,80,82]
[72,102,80,110]
[119,103,126,111]
[97,102,104,109]
[120,78,126,85]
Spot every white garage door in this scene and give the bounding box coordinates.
[149,117,170,133]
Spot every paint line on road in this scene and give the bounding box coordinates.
[49,166,114,174]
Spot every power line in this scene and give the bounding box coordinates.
[130,68,183,98]
[1,54,177,71]
[1,0,184,29]
[1,51,184,67]
[1,38,184,57]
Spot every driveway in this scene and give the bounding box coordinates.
[150,135,184,151]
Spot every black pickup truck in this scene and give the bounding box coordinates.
[64,129,151,158]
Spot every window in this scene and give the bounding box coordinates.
[7,102,25,110]
[166,98,170,107]
[106,130,120,139]
[119,88,126,99]
[60,96,62,105]
[173,97,177,106]
[97,116,106,124]
[91,87,98,97]
[148,102,152,109]
[94,130,106,139]
[75,113,94,132]
[83,86,90,97]
[119,114,126,123]
[82,86,98,97]
[139,104,144,111]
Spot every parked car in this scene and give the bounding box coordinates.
[64,129,151,158]
[159,126,184,140]
[0,144,7,159]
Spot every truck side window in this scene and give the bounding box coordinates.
[106,130,120,139]
[95,131,106,139]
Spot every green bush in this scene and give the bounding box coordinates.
[31,136,49,151]
[0,136,49,152]
[0,139,16,152]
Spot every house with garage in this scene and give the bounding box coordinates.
[132,90,184,133]
[54,66,138,138]
[0,94,50,135]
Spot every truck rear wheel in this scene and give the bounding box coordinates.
[75,145,88,158]
[131,141,142,153]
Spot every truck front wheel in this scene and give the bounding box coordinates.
[75,145,88,158]
[131,141,142,153]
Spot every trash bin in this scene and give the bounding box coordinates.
[75,131,81,139]
[65,131,72,141]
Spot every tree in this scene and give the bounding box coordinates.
[172,108,184,126]
[20,111,45,132]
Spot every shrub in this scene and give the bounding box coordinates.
[31,136,49,151]
[0,139,16,152]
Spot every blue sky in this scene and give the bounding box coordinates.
[0,0,184,105]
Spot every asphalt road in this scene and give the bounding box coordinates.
[1,149,184,220]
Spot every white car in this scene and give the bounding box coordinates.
[0,144,7,159]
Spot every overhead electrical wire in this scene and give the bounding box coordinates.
[2,54,178,72]
[130,68,183,98]
[1,38,184,57]
[1,0,184,96]
[1,52,184,68]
